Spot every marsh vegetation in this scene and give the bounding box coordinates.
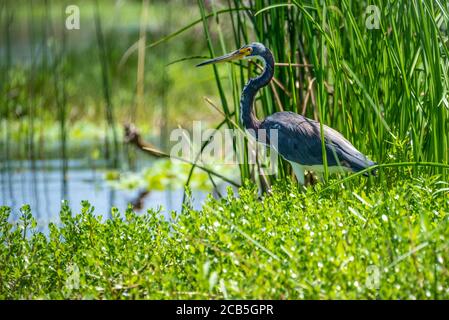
[1,0,449,299]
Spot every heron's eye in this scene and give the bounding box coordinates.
[240,47,252,56]
[239,46,253,56]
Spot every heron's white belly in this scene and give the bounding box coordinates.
[302,164,352,174]
[289,162,350,185]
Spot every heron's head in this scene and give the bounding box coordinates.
[196,42,269,67]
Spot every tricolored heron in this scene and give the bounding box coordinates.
[197,42,376,185]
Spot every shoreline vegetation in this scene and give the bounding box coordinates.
[1,176,448,299]
[1,0,449,300]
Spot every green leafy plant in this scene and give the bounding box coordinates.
[1,176,448,299]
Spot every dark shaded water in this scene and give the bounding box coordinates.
[0,158,208,232]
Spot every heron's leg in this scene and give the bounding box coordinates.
[315,172,325,183]
[289,162,305,185]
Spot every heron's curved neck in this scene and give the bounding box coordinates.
[240,51,274,131]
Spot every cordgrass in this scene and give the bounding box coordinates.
[1,175,448,299]
[185,0,449,187]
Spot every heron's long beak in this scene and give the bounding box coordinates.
[196,49,247,67]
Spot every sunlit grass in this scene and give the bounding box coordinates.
[185,0,449,186]
[1,175,448,299]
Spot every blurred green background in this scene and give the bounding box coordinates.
[0,0,236,223]
[1,0,225,157]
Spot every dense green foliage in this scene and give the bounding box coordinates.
[1,0,449,301]
[194,0,449,184]
[1,176,448,299]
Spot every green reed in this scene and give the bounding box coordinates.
[189,0,449,186]
[94,0,119,169]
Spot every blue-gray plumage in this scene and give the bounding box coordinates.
[197,42,376,184]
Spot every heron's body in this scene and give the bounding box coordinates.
[261,111,372,183]
[198,42,376,184]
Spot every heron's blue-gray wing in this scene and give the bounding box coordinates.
[323,125,376,172]
[260,112,327,165]
[260,112,374,172]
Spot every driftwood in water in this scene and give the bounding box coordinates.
[123,123,240,188]
[124,123,166,158]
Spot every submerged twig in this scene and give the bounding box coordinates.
[124,124,240,188]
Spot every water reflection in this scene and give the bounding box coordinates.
[0,159,208,232]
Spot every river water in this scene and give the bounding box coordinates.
[0,158,209,233]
